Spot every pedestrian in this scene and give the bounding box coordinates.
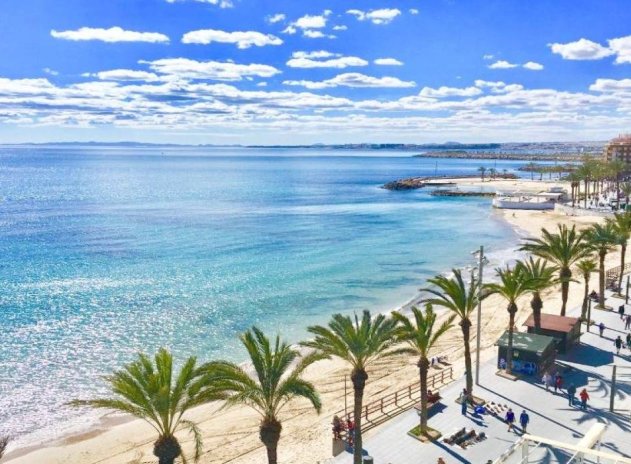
[619,304,625,320]
[579,388,590,410]
[615,335,623,355]
[505,408,515,432]
[542,372,550,391]
[599,322,605,338]
[555,374,563,393]
[346,417,355,445]
[567,383,577,406]
[625,314,631,331]
[627,332,631,349]
[519,410,530,433]
[332,415,343,439]
[459,388,468,416]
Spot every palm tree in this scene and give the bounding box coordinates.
[608,212,631,292]
[71,348,226,464]
[488,167,497,180]
[0,436,9,461]
[484,265,533,375]
[477,166,486,182]
[208,328,321,464]
[422,269,484,396]
[586,222,621,308]
[518,257,558,334]
[621,183,631,209]
[576,259,597,321]
[302,311,399,464]
[520,224,591,316]
[391,305,454,433]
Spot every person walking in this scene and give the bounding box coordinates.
[519,410,530,433]
[615,335,623,355]
[619,304,625,320]
[567,383,577,406]
[625,314,631,331]
[555,374,563,394]
[505,408,515,432]
[542,372,550,391]
[626,332,631,350]
[599,322,605,338]
[579,389,590,410]
[459,388,468,416]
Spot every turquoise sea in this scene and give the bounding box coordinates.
[0,147,529,447]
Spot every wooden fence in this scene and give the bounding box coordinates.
[332,365,454,435]
[606,262,631,285]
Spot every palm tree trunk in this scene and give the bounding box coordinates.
[618,242,627,293]
[260,418,282,464]
[581,277,589,320]
[584,180,588,208]
[560,267,571,316]
[418,357,429,432]
[461,318,473,395]
[531,292,543,334]
[599,251,606,308]
[351,369,368,464]
[506,304,517,375]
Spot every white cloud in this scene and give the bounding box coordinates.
[266,13,286,24]
[165,0,233,8]
[283,11,334,38]
[474,80,524,94]
[609,35,631,64]
[409,8,419,15]
[419,86,482,98]
[181,29,283,48]
[549,38,614,60]
[589,78,631,93]
[50,26,169,43]
[523,61,544,71]
[284,72,415,89]
[374,58,403,66]
[346,8,402,25]
[332,25,348,31]
[303,30,335,39]
[141,58,281,81]
[287,51,368,68]
[43,68,59,76]
[488,60,518,69]
[483,54,494,60]
[256,82,268,87]
[87,69,162,81]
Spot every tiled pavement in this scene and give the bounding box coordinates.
[332,294,631,464]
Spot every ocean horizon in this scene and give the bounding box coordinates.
[0,147,536,448]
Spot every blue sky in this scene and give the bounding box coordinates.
[0,0,630,144]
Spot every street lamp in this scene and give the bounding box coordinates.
[471,246,485,386]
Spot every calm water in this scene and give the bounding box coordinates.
[0,147,525,446]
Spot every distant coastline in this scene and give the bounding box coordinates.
[412,151,586,161]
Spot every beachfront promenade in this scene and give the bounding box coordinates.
[332,296,631,464]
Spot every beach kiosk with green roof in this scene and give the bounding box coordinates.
[496,331,557,375]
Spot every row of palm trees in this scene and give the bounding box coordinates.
[566,157,629,209]
[71,215,631,464]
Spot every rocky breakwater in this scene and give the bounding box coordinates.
[382,177,459,190]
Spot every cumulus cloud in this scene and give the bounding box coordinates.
[549,38,614,60]
[283,72,415,89]
[488,60,518,69]
[181,29,282,48]
[50,26,169,43]
[346,8,401,25]
[474,80,524,93]
[419,86,482,98]
[86,69,163,81]
[165,0,233,8]
[287,51,368,68]
[374,58,403,66]
[589,78,631,93]
[409,8,419,15]
[43,68,59,76]
[303,30,335,39]
[266,13,286,24]
[141,58,281,81]
[332,25,348,31]
[523,61,544,71]
[609,35,631,64]
[282,11,334,38]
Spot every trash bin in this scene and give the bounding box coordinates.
[363,456,374,464]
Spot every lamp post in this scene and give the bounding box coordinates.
[472,246,484,386]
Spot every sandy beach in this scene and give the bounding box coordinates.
[6,176,622,464]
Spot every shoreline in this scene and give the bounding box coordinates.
[5,177,612,464]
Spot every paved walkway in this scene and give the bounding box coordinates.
[332,294,631,464]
